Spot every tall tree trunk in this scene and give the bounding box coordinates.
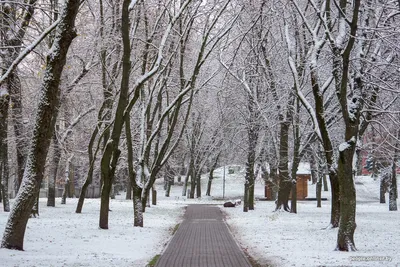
[31,190,40,217]
[206,156,219,196]
[270,167,278,200]
[0,91,10,212]
[317,175,322,208]
[61,155,73,204]
[380,178,386,204]
[0,145,10,212]
[323,174,328,191]
[10,72,26,193]
[99,0,131,229]
[196,173,201,198]
[182,170,189,197]
[133,185,143,227]
[333,0,361,251]
[0,0,80,250]
[389,167,397,211]
[189,163,196,199]
[125,116,143,227]
[389,130,399,211]
[311,155,318,184]
[126,174,132,200]
[47,133,61,207]
[206,178,212,196]
[165,177,172,197]
[246,124,258,211]
[275,120,292,212]
[243,181,249,212]
[2,2,37,193]
[329,172,340,228]
[336,143,357,251]
[152,187,157,205]
[290,108,301,214]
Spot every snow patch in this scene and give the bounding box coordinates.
[0,87,9,97]
[339,136,356,152]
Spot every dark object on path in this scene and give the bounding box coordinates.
[223,201,236,207]
[223,199,241,207]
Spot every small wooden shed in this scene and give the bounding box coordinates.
[264,163,311,200]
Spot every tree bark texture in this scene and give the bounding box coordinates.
[380,178,386,204]
[336,144,357,251]
[1,0,80,250]
[99,0,131,229]
[245,122,258,210]
[1,2,37,193]
[317,176,322,208]
[275,119,291,212]
[0,91,10,212]
[47,133,61,207]
[389,131,399,211]
[206,156,219,197]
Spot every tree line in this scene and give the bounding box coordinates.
[0,0,399,253]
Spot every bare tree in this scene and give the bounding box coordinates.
[1,0,82,250]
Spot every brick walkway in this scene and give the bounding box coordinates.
[155,205,252,267]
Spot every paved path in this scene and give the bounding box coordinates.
[155,205,252,267]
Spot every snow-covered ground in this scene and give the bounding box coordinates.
[1,166,399,267]
[0,196,185,266]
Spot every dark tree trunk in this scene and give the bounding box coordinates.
[323,174,328,191]
[276,92,295,212]
[1,0,80,250]
[243,182,249,212]
[165,180,170,196]
[10,75,26,193]
[275,120,292,212]
[311,155,318,184]
[47,133,61,207]
[0,92,10,212]
[290,182,297,213]
[246,125,258,211]
[206,178,212,196]
[389,133,399,211]
[133,185,143,227]
[61,180,69,204]
[334,0,361,251]
[2,2,36,194]
[31,190,40,217]
[206,157,218,196]
[380,178,386,204]
[125,116,143,227]
[336,144,357,251]
[355,146,363,176]
[126,175,132,200]
[152,187,157,205]
[182,169,189,196]
[99,0,131,229]
[248,178,255,210]
[389,170,397,211]
[329,172,340,228]
[317,175,322,208]
[270,167,278,200]
[0,148,10,212]
[189,166,196,199]
[196,173,201,198]
[61,155,72,204]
